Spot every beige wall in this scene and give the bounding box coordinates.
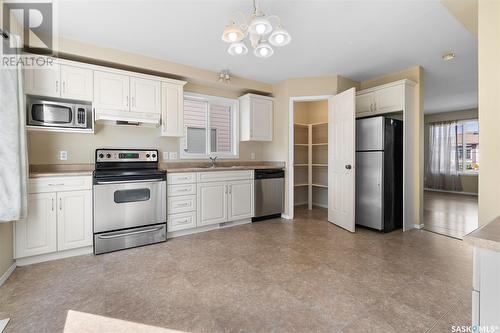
[424,109,479,194]
[0,222,14,279]
[361,66,424,227]
[28,83,265,165]
[294,101,328,124]
[478,0,500,225]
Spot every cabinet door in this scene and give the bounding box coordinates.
[355,92,374,115]
[57,190,92,251]
[250,98,273,141]
[375,85,403,113]
[93,71,129,111]
[130,77,160,114]
[160,82,184,137]
[15,193,57,258]
[197,182,227,226]
[60,65,93,101]
[24,63,61,98]
[228,180,254,221]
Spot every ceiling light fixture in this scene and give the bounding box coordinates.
[218,70,231,83]
[221,0,291,58]
[442,52,456,61]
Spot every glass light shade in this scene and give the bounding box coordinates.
[254,42,274,58]
[248,16,273,35]
[221,24,244,43]
[228,42,248,56]
[269,28,291,46]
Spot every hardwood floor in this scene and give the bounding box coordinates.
[0,206,472,332]
[424,190,478,239]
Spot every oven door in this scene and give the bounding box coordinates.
[93,179,167,233]
[28,101,75,127]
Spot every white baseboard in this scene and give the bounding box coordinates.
[424,188,478,196]
[0,263,16,286]
[414,224,425,229]
[167,219,251,238]
[15,246,93,267]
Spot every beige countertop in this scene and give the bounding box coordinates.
[29,164,94,178]
[29,161,285,177]
[464,217,500,252]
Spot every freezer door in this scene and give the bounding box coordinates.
[355,151,383,230]
[356,116,384,151]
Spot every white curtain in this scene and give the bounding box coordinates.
[425,121,463,192]
[0,34,28,222]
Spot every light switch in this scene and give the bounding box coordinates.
[250,152,256,160]
[59,151,68,161]
[162,152,169,160]
[169,152,178,160]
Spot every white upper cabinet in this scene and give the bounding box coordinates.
[56,190,93,251]
[356,80,411,117]
[60,65,93,101]
[24,62,61,98]
[93,71,130,112]
[240,93,273,141]
[160,81,185,137]
[130,77,160,114]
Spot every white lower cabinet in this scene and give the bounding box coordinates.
[197,181,228,227]
[15,192,57,258]
[57,190,93,251]
[15,176,93,261]
[228,180,254,221]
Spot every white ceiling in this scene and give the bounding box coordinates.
[56,0,478,114]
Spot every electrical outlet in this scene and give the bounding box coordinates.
[59,151,68,161]
[250,152,256,160]
[162,152,169,160]
[169,152,178,160]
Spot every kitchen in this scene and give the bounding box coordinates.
[1,0,499,332]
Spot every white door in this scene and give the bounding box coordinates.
[250,98,273,140]
[355,92,374,115]
[24,63,61,98]
[93,71,129,111]
[130,77,160,114]
[328,88,356,232]
[197,182,227,226]
[57,190,92,251]
[15,192,57,258]
[60,65,93,101]
[160,82,184,137]
[228,180,254,220]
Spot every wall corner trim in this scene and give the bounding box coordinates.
[0,263,16,287]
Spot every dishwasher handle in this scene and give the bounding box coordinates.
[255,169,284,179]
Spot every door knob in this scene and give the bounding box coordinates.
[345,164,352,170]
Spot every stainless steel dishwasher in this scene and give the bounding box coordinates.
[252,169,285,222]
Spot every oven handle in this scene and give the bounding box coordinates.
[97,226,164,239]
[95,178,165,185]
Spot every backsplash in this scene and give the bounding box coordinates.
[27,123,264,164]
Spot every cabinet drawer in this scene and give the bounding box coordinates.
[29,176,92,193]
[168,211,196,232]
[168,184,196,197]
[167,173,196,185]
[197,170,253,183]
[168,195,196,214]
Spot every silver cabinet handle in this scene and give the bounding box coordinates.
[51,198,54,211]
[59,197,62,210]
[176,203,190,207]
[48,183,65,186]
[126,96,129,107]
[55,80,59,93]
[177,218,190,225]
[229,185,232,194]
[62,81,66,94]
[97,226,163,239]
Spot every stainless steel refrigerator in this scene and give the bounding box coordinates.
[355,116,403,232]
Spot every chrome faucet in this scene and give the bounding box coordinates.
[209,156,218,168]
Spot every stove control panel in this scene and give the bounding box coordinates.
[96,149,158,162]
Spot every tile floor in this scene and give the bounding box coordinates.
[0,206,473,333]
[424,190,478,239]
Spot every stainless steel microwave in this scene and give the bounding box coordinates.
[27,98,92,130]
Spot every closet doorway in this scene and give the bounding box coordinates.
[292,98,329,216]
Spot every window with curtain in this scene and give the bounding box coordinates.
[456,119,479,173]
[181,94,238,159]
